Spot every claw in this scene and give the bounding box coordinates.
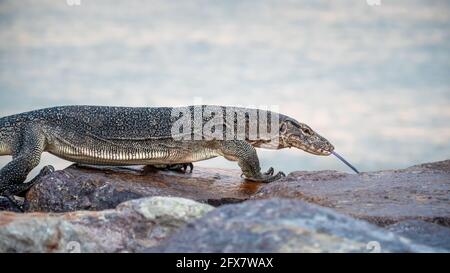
[175,163,193,173]
[153,163,194,174]
[264,167,274,176]
[243,168,286,183]
[40,165,55,176]
[186,163,194,173]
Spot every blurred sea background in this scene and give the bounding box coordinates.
[0,0,449,178]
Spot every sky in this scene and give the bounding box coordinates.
[0,0,449,178]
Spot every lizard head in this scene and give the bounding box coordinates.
[278,116,334,156]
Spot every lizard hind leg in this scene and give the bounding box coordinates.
[0,126,46,198]
[3,164,53,212]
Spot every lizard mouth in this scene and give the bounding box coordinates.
[307,147,332,156]
[300,146,332,156]
[287,136,333,156]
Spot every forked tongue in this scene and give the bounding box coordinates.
[331,151,360,174]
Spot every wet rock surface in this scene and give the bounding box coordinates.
[150,198,438,253]
[253,160,450,227]
[25,164,263,212]
[0,197,213,253]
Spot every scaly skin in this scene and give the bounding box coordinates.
[0,105,334,198]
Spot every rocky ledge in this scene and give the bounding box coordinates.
[0,160,449,252]
[25,165,262,212]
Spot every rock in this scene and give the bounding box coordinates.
[386,220,450,251]
[252,160,450,227]
[25,164,263,212]
[150,198,438,253]
[0,196,213,253]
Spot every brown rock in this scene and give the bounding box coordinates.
[252,160,450,227]
[26,164,263,212]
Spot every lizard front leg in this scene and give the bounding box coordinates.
[218,140,285,183]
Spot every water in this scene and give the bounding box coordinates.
[0,0,449,179]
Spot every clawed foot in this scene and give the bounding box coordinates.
[0,165,54,211]
[151,163,194,173]
[241,167,285,183]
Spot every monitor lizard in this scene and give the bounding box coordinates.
[0,105,335,201]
